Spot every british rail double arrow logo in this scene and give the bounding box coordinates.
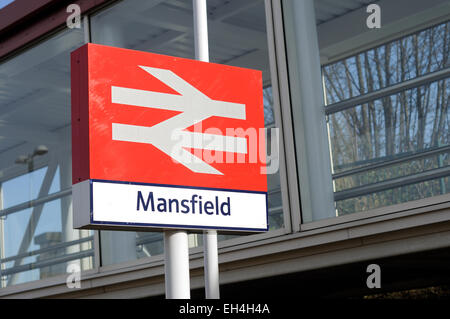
[111,66,248,175]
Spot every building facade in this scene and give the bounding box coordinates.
[0,0,449,298]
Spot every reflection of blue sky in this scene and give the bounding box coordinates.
[0,0,14,10]
[2,166,63,284]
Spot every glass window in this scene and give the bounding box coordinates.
[0,27,93,288]
[90,0,284,266]
[283,0,449,223]
[323,23,449,101]
[325,25,450,215]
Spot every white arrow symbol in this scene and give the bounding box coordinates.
[111,65,247,175]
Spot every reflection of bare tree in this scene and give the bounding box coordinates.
[263,86,274,125]
[323,22,450,214]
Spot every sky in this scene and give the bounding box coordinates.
[0,0,14,10]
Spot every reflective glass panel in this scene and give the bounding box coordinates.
[0,26,94,288]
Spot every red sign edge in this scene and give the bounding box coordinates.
[71,43,90,185]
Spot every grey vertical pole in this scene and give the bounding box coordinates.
[288,0,336,221]
[164,230,191,299]
[193,0,220,299]
[203,229,219,298]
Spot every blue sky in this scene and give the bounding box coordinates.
[0,0,14,10]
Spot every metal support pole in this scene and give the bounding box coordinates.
[204,229,219,298]
[193,0,209,62]
[193,0,220,299]
[164,230,190,299]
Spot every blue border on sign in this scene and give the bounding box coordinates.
[88,179,269,232]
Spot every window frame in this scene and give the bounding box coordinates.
[275,0,450,230]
